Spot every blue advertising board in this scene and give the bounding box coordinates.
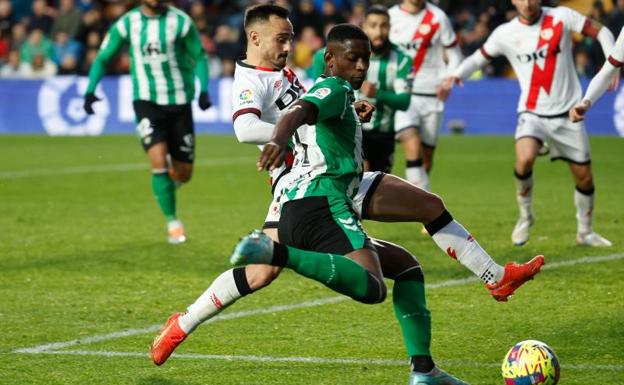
[1,76,623,136]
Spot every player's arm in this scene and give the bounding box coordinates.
[570,28,624,122]
[233,112,276,145]
[182,21,211,110]
[257,100,318,171]
[363,52,411,111]
[84,21,126,114]
[571,9,619,91]
[440,14,463,76]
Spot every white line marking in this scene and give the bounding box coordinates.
[30,350,624,372]
[0,157,256,179]
[12,253,624,355]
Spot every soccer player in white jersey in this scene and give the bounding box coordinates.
[440,0,615,247]
[150,5,545,375]
[388,0,462,191]
[84,0,211,244]
[570,28,623,122]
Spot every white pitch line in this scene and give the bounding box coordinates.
[12,253,624,355]
[32,350,624,372]
[0,157,256,179]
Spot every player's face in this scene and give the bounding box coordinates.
[512,0,542,23]
[402,0,426,9]
[327,39,371,90]
[362,13,390,52]
[256,16,294,69]
[142,0,164,10]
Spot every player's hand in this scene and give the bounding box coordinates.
[359,81,377,98]
[608,70,621,92]
[257,141,285,172]
[198,92,212,110]
[437,76,462,102]
[83,93,100,115]
[354,100,375,123]
[569,100,591,122]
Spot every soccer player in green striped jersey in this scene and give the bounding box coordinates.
[359,5,412,173]
[83,0,211,244]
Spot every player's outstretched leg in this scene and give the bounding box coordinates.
[231,230,386,304]
[512,170,534,246]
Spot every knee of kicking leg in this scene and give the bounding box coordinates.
[246,265,281,290]
[357,277,387,305]
[422,193,445,222]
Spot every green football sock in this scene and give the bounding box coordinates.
[152,171,176,222]
[393,280,432,357]
[274,244,383,303]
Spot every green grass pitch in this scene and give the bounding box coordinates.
[1,134,622,385]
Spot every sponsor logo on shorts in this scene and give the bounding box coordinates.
[309,87,331,99]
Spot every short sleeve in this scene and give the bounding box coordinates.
[437,12,458,48]
[609,27,624,65]
[232,76,265,121]
[558,7,586,33]
[301,78,348,122]
[480,27,504,60]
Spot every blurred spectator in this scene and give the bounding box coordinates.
[76,7,106,47]
[321,0,347,26]
[0,29,8,61]
[79,46,97,75]
[28,0,54,35]
[294,25,322,69]
[590,1,609,26]
[348,2,366,26]
[609,0,624,35]
[22,52,57,78]
[0,0,12,36]
[574,49,593,79]
[50,0,83,39]
[53,31,81,67]
[291,0,323,37]
[10,22,26,49]
[0,49,26,77]
[20,29,54,63]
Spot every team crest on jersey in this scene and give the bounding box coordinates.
[274,80,283,89]
[310,87,331,99]
[540,28,554,41]
[142,41,166,63]
[239,89,253,104]
[418,24,432,35]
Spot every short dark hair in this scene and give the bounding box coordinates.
[365,5,389,19]
[244,4,290,31]
[327,23,369,44]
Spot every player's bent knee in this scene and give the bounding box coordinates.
[422,192,445,221]
[355,274,387,304]
[246,264,281,291]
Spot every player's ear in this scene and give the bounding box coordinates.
[324,49,334,73]
[248,30,260,47]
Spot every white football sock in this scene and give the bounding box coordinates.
[178,268,246,334]
[574,187,594,235]
[429,219,504,284]
[406,165,430,191]
[515,172,533,219]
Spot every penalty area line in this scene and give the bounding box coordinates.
[12,253,624,354]
[29,350,624,372]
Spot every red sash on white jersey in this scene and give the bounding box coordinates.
[411,10,440,75]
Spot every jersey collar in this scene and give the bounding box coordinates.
[236,56,281,72]
[517,9,543,26]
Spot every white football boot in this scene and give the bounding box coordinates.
[168,219,186,244]
[511,215,533,246]
[576,232,612,247]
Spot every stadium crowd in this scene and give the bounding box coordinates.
[0,0,623,79]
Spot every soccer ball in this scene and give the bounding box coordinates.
[501,340,560,385]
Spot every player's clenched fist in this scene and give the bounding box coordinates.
[569,100,591,123]
[354,100,375,123]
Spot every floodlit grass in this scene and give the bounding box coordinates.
[1,135,622,384]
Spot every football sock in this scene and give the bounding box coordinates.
[411,356,436,374]
[271,243,385,304]
[152,169,176,221]
[179,268,252,334]
[392,267,432,359]
[406,159,430,191]
[514,170,533,219]
[574,185,595,235]
[426,210,504,284]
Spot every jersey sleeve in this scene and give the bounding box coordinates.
[559,6,587,33]
[437,11,458,48]
[309,48,326,80]
[182,21,209,93]
[479,27,504,60]
[231,75,265,121]
[609,27,624,64]
[86,18,128,94]
[393,50,412,93]
[301,79,348,122]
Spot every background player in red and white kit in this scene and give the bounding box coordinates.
[389,0,462,191]
[570,27,623,122]
[440,0,616,247]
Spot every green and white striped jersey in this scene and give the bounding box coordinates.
[359,45,411,133]
[279,76,363,202]
[87,6,208,105]
[309,45,411,133]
